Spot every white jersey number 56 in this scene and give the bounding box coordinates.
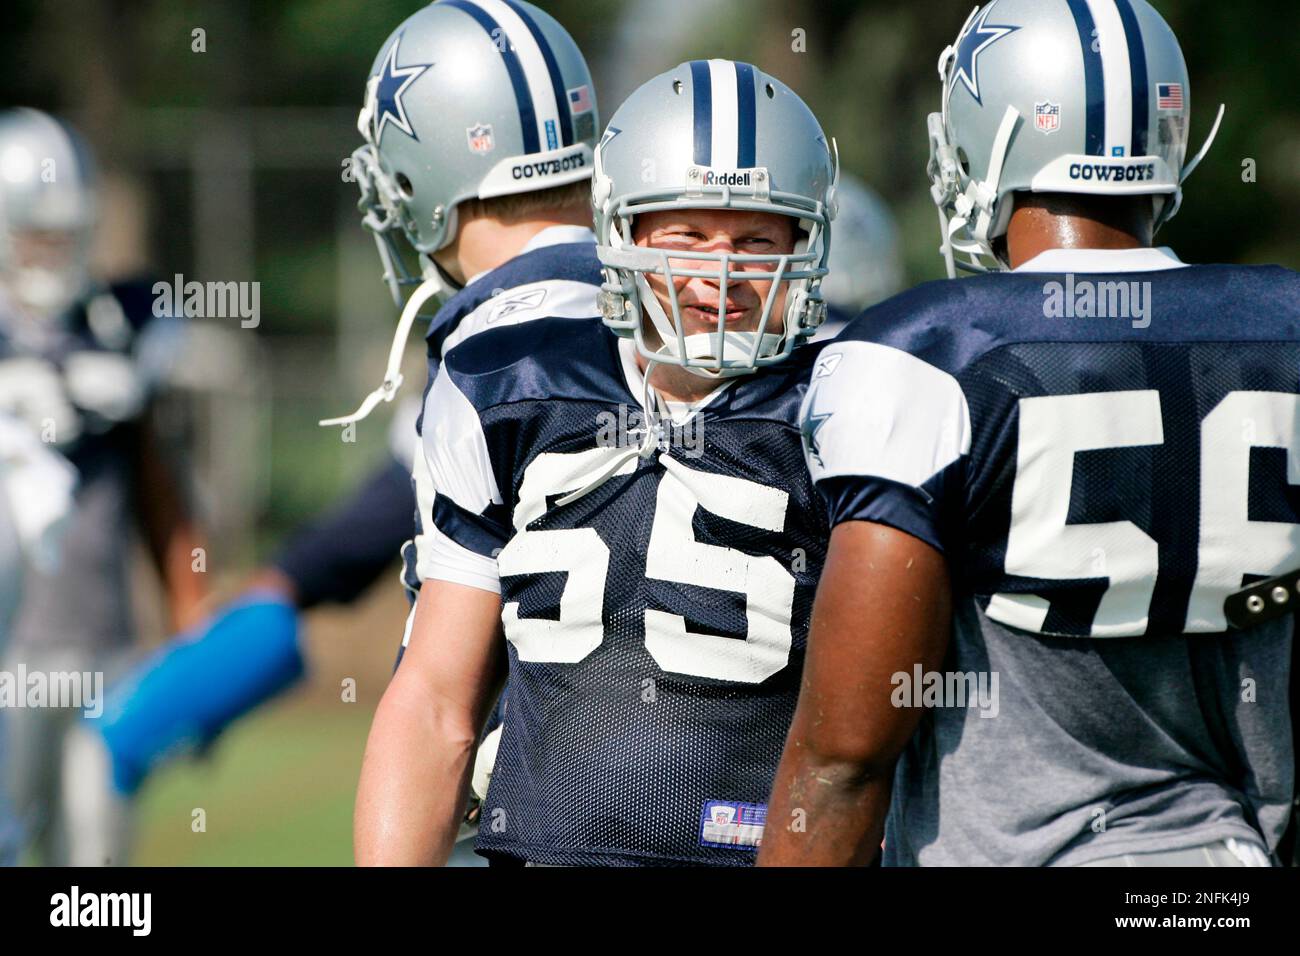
[989,389,1300,635]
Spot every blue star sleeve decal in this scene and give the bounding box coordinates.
[801,405,832,469]
[950,7,1019,107]
[801,375,836,469]
[374,33,433,142]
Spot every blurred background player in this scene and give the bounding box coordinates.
[0,107,208,865]
[761,0,1297,867]
[0,413,77,866]
[813,174,903,338]
[92,0,604,865]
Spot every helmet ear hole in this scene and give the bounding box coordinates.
[764,83,775,99]
[956,148,970,176]
[672,79,683,95]
[396,173,414,198]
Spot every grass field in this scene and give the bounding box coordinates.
[130,590,404,867]
[132,696,372,866]
[45,575,487,867]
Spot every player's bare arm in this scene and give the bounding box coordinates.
[759,521,950,866]
[354,579,505,866]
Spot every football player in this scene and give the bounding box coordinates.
[355,59,836,866]
[0,107,210,866]
[759,0,1298,867]
[0,413,77,866]
[93,0,602,838]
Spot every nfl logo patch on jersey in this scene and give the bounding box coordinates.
[1034,101,1061,135]
[699,800,767,849]
[466,123,494,155]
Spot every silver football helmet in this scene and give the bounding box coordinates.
[928,0,1224,276]
[819,173,903,318]
[593,59,836,378]
[0,109,97,324]
[352,0,598,302]
[327,0,599,427]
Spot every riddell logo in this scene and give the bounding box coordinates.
[702,169,752,187]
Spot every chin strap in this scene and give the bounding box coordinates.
[630,270,786,377]
[319,273,444,428]
[945,106,1021,277]
[671,331,786,378]
[556,358,664,508]
[1182,103,1226,184]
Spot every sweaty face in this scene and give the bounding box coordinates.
[632,209,798,345]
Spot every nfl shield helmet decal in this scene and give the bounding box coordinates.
[1034,101,1061,135]
[466,122,495,154]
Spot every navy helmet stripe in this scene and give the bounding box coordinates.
[734,62,757,168]
[689,60,712,166]
[444,0,540,153]
[501,0,573,147]
[1065,0,1106,156]
[1112,0,1149,156]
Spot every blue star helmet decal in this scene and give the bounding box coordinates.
[949,7,1019,107]
[373,33,432,142]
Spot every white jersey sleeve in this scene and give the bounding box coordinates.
[801,340,971,553]
[412,370,507,593]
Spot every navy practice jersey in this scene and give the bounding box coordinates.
[401,227,602,605]
[804,247,1300,865]
[420,317,828,865]
[271,229,599,620]
[0,279,184,654]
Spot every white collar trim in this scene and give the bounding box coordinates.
[1013,246,1187,274]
